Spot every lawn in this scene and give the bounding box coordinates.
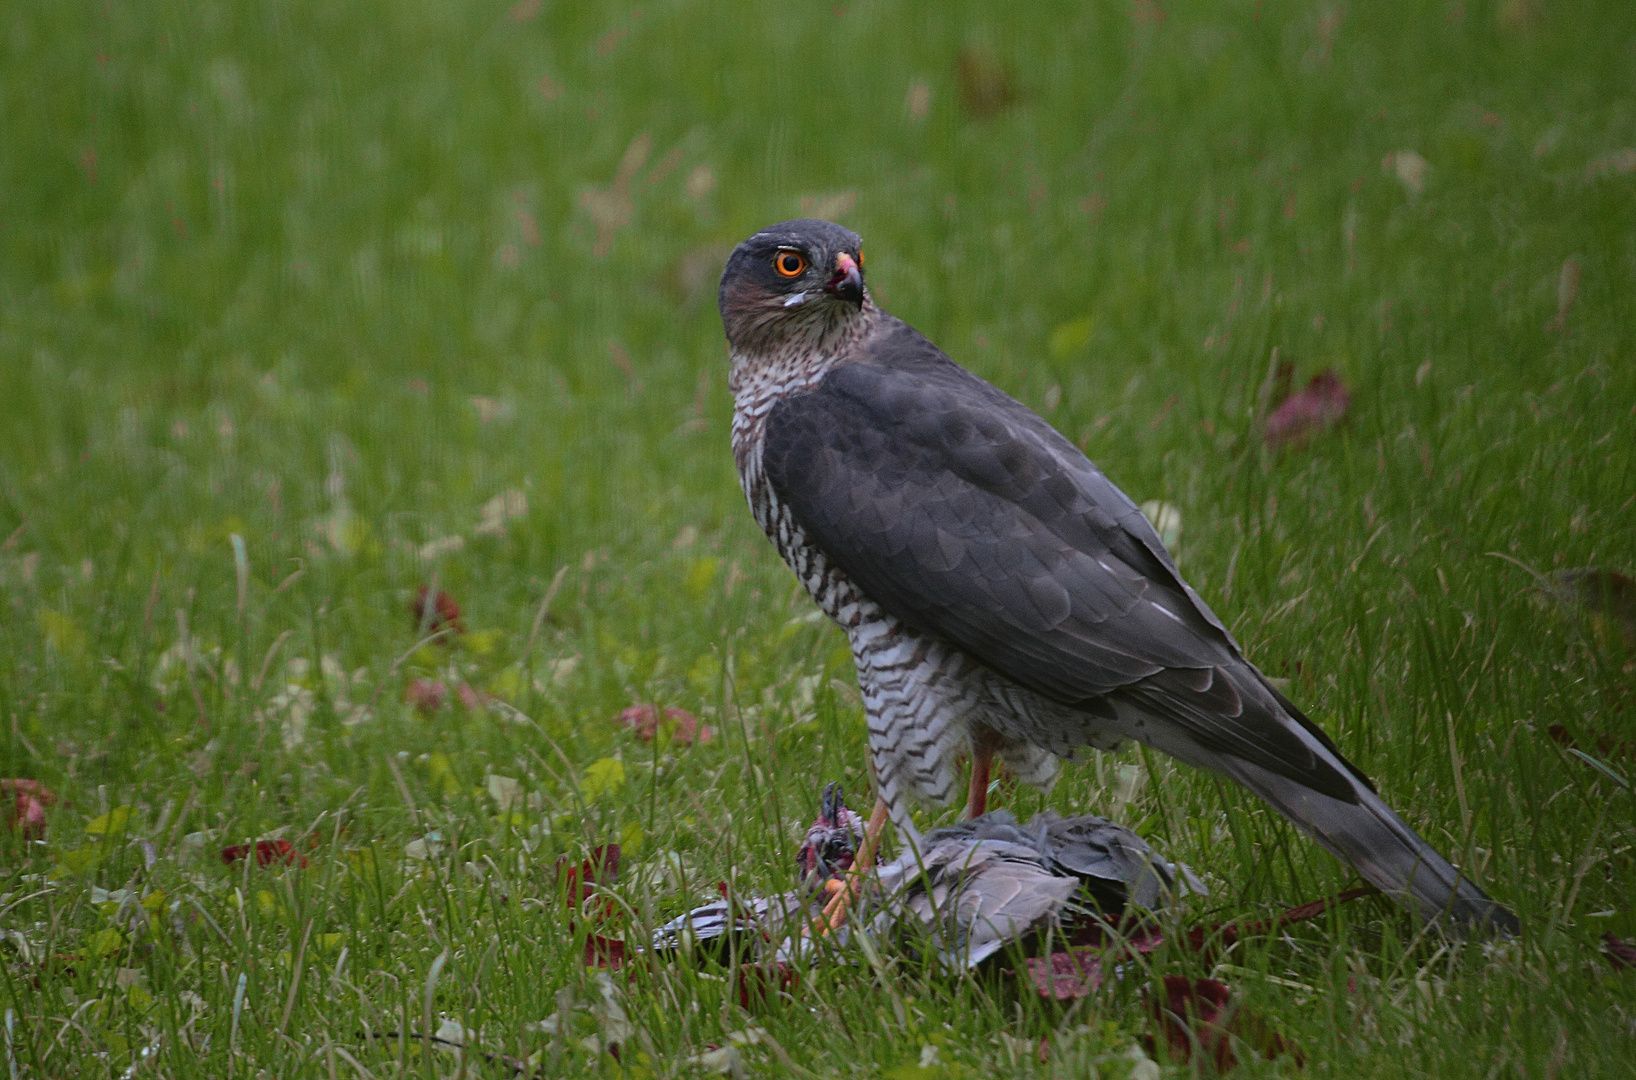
[2,0,1634,1075]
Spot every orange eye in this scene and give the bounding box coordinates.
[856,248,864,268]
[774,251,807,277]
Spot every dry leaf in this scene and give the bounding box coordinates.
[405,678,448,716]
[1148,976,1302,1071]
[1547,257,1581,333]
[1603,933,1636,971]
[475,489,528,536]
[905,81,931,119]
[1584,148,1636,181]
[412,586,463,635]
[220,839,307,868]
[579,133,652,257]
[955,46,1014,118]
[1264,369,1350,448]
[1548,567,1636,653]
[797,191,857,220]
[1382,150,1429,196]
[618,704,714,745]
[2,779,56,840]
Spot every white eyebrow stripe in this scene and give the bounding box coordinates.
[782,292,809,307]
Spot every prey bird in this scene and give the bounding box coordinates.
[718,218,1517,935]
[654,783,1184,968]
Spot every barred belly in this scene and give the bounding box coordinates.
[732,368,1122,837]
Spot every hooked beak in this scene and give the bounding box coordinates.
[823,252,864,308]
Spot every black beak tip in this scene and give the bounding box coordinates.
[824,264,865,308]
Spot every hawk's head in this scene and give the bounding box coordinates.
[719,219,871,356]
[795,781,865,893]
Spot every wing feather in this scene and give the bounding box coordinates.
[762,318,1360,798]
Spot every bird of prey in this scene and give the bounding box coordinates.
[653,783,1183,968]
[718,218,1517,935]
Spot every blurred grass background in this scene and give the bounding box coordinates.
[2,0,1635,1075]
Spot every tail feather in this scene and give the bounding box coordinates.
[1226,758,1519,936]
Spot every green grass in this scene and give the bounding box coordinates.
[3,0,1635,1075]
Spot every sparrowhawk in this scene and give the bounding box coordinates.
[719,218,1516,935]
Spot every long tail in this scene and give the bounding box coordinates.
[1224,757,1519,936]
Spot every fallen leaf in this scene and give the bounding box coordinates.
[1139,501,1183,550]
[1584,148,1636,181]
[656,243,735,307]
[618,704,714,745]
[685,165,716,200]
[457,682,494,712]
[584,934,628,970]
[474,489,528,536]
[1603,933,1636,971]
[1382,150,1429,196]
[1547,257,1581,333]
[404,678,448,715]
[1546,724,1634,763]
[1547,567,1636,654]
[558,844,622,920]
[579,132,651,257]
[220,839,308,868]
[1147,976,1299,1071]
[2,779,56,840]
[797,191,857,220]
[736,961,799,1010]
[580,757,627,802]
[1048,316,1094,361]
[905,80,931,119]
[486,774,521,814]
[412,586,463,636]
[955,45,1014,118]
[1264,369,1350,448]
[1027,887,1374,1000]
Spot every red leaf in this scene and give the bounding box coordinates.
[618,704,714,745]
[220,839,308,868]
[556,844,621,922]
[456,682,493,712]
[1149,976,1302,1071]
[1264,369,1350,448]
[1026,948,1109,1000]
[1604,933,1636,971]
[1151,976,1238,1071]
[1549,723,1636,764]
[736,962,799,1009]
[412,586,463,636]
[3,779,57,840]
[404,678,448,716]
[1028,888,1373,1001]
[584,934,627,970]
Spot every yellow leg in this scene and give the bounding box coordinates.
[819,797,888,932]
[965,741,994,819]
